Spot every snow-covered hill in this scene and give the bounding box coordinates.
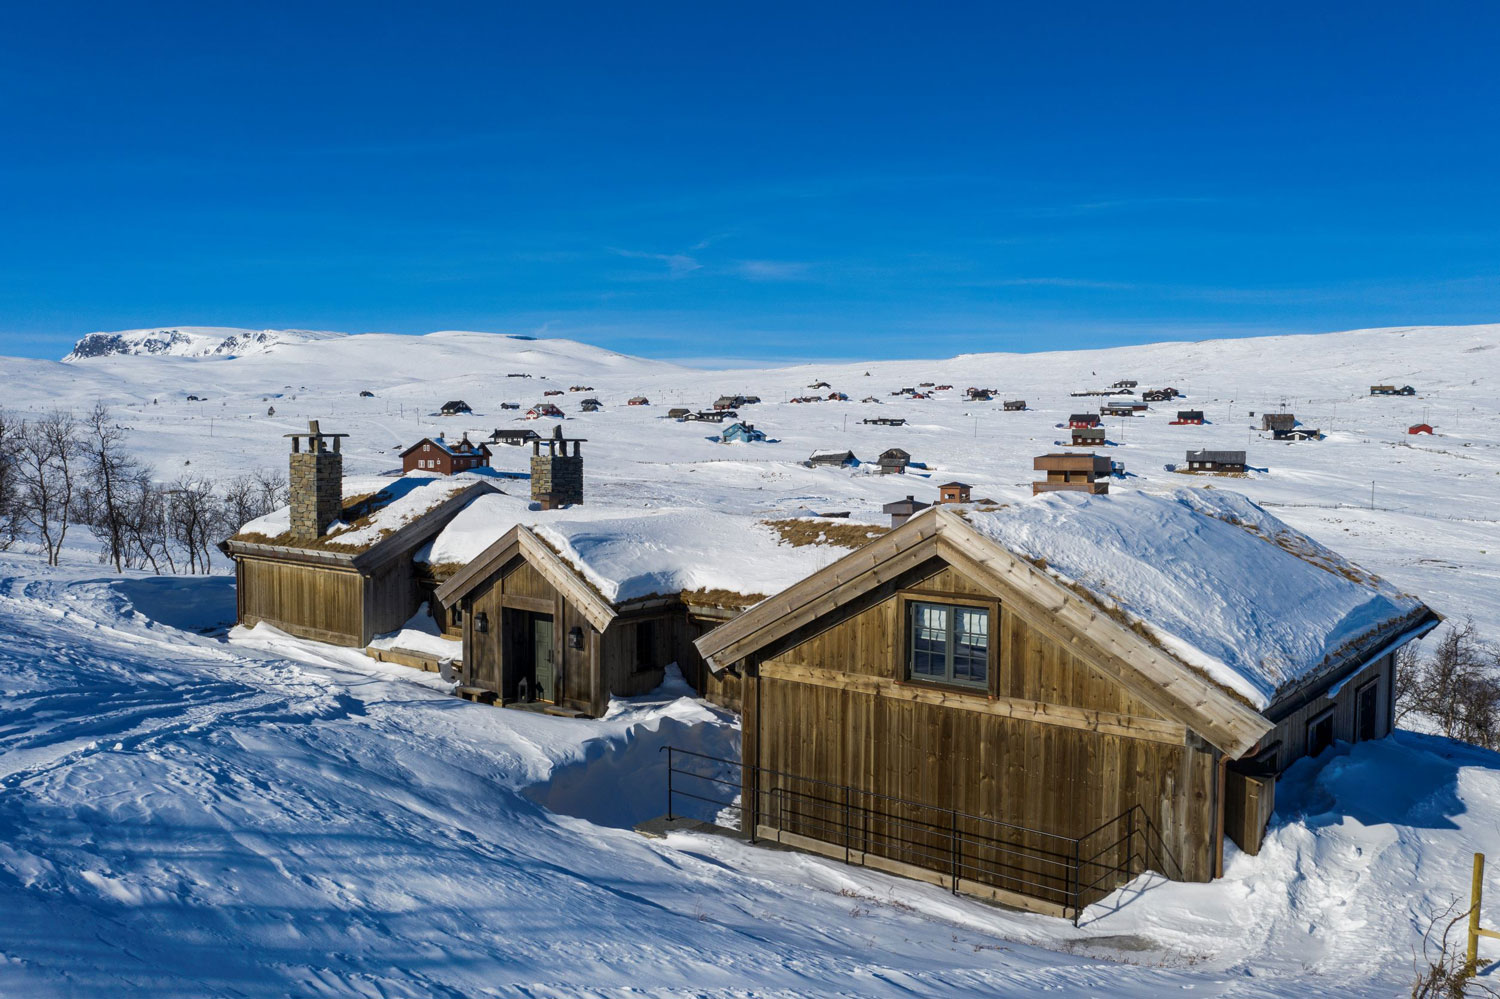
[62,326,349,361]
[8,322,1499,638]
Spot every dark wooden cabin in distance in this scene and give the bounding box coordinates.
[401,435,492,475]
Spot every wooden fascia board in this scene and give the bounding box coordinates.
[514,529,617,633]
[220,541,358,571]
[933,519,1271,757]
[433,528,523,607]
[693,510,942,667]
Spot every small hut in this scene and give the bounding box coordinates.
[878,448,911,474]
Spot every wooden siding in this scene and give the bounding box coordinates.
[746,557,1222,887]
[364,557,420,643]
[237,556,364,646]
[1258,653,1395,772]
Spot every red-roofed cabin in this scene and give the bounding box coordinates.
[1408,424,1434,435]
[401,435,492,475]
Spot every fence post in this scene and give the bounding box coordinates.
[1127,806,1137,877]
[1071,837,1083,926]
[1470,853,1486,974]
[950,809,960,895]
[844,784,851,864]
[665,747,674,822]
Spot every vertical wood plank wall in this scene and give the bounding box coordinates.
[748,562,1220,885]
[1259,653,1395,771]
[237,557,364,646]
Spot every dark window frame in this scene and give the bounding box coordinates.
[1306,707,1335,758]
[898,594,997,694]
[632,618,661,674]
[1355,677,1380,742]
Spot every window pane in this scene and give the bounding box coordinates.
[953,607,989,685]
[911,603,948,677]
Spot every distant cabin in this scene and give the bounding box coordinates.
[544,389,565,397]
[1034,453,1110,495]
[490,428,541,446]
[1261,413,1295,432]
[186,394,203,402]
[1370,384,1416,396]
[714,395,744,410]
[809,449,857,467]
[1101,400,1147,416]
[809,381,832,390]
[918,382,935,388]
[693,498,1439,917]
[1112,379,1138,388]
[862,417,907,427]
[526,403,564,419]
[579,399,601,412]
[878,448,911,474]
[828,392,849,401]
[1408,423,1434,435]
[861,396,881,403]
[743,395,762,405]
[1172,410,1205,425]
[1274,427,1321,441]
[441,400,472,415]
[1185,449,1247,473]
[506,372,531,378]
[500,402,521,410]
[569,385,594,392]
[937,481,971,504]
[359,390,375,398]
[628,396,650,406]
[1071,426,1107,447]
[686,410,732,423]
[1068,413,1101,428]
[666,407,691,419]
[1002,400,1026,411]
[882,494,930,527]
[721,422,766,444]
[402,435,493,475]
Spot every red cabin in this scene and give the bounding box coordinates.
[401,435,492,475]
[1408,423,1434,435]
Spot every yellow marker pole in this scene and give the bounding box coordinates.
[1470,853,1486,974]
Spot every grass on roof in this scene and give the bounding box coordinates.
[762,518,890,549]
[232,489,398,552]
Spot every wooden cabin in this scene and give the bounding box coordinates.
[1111,379,1138,389]
[1033,453,1110,494]
[1101,399,1148,416]
[1171,410,1205,425]
[400,435,492,475]
[882,495,930,527]
[666,407,691,419]
[1068,413,1101,429]
[721,422,766,443]
[1003,400,1026,411]
[877,448,911,474]
[223,424,498,648]
[579,399,602,412]
[809,449,857,467]
[526,403,565,419]
[1142,388,1177,402]
[1408,423,1434,435]
[1185,450,1247,473]
[1261,413,1296,432]
[692,500,1439,918]
[490,429,540,446]
[862,417,907,427]
[1274,427,1321,441]
[441,400,472,415]
[1370,384,1416,396]
[628,396,650,406]
[1070,426,1107,447]
[937,482,971,504]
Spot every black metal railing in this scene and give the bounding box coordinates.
[662,746,1183,922]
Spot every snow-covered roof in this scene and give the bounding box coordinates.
[963,488,1435,709]
[233,472,497,552]
[417,492,853,604]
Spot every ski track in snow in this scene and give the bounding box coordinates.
[0,558,1498,996]
[2,324,1500,995]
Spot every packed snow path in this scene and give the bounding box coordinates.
[1,556,1498,997]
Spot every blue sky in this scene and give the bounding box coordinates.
[2,1,1498,362]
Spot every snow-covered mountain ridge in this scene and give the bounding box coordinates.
[63,326,349,360]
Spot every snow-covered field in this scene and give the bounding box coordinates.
[2,322,1500,995]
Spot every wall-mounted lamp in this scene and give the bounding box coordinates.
[476,612,489,634]
[568,626,584,650]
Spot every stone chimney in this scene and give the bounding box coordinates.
[531,425,585,509]
[285,420,347,539]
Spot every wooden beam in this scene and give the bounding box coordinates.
[758,661,1187,746]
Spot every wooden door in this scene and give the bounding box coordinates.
[1355,679,1379,742]
[533,616,556,703]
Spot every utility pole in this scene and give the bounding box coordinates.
[1371,480,1376,510]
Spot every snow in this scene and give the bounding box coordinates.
[368,604,463,661]
[4,321,1500,994]
[420,491,854,601]
[2,554,1499,996]
[237,472,495,549]
[965,488,1432,708]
